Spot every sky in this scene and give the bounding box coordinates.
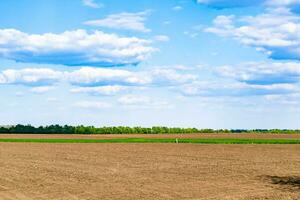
[1,0,300,128]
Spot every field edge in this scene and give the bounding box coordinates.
[0,138,300,144]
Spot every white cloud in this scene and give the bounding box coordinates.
[172,65,193,70]
[118,94,151,105]
[265,0,300,7]
[180,81,298,96]
[74,101,111,109]
[150,68,198,85]
[0,29,155,66]
[0,68,62,86]
[67,67,196,87]
[84,11,151,32]
[82,0,103,8]
[176,61,300,97]
[70,85,127,96]
[67,67,151,86]
[0,67,197,88]
[184,31,199,38]
[118,94,171,108]
[196,0,262,8]
[46,97,60,102]
[2,62,300,99]
[172,6,183,11]
[153,35,170,42]
[263,93,300,105]
[196,0,300,8]
[30,86,55,94]
[205,8,300,60]
[15,91,24,97]
[216,61,300,84]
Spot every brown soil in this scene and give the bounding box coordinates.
[0,133,300,139]
[0,143,299,200]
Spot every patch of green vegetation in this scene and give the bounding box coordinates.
[2,124,300,134]
[0,138,299,144]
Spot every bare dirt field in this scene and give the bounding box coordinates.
[1,133,300,140]
[0,143,299,200]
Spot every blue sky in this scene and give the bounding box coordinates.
[1,0,300,128]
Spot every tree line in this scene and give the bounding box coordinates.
[0,124,299,134]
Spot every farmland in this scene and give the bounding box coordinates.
[0,134,299,199]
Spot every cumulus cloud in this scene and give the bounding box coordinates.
[177,60,300,97]
[74,101,111,109]
[180,81,298,96]
[82,0,103,8]
[196,0,300,8]
[153,35,170,42]
[1,63,299,97]
[0,29,155,66]
[70,85,128,96]
[263,93,300,105]
[265,0,300,7]
[150,68,198,85]
[0,67,197,94]
[67,67,151,87]
[84,11,151,32]
[0,68,62,86]
[118,94,151,105]
[172,6,183,11]
[67,67,196,87]
[46,97,60,102]
[30,86,55,94]
[216,62,300,85]
[117,94,171,109]
[196,0,262,8]
[205,8,300,60]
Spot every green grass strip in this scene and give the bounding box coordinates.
[0,138,299,144]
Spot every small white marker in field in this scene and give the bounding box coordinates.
[176,138,178,144]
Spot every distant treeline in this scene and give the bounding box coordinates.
[0,124,300,134]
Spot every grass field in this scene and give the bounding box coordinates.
[0,137,300,144]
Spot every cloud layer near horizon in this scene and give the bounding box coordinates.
[2,60,300,98]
